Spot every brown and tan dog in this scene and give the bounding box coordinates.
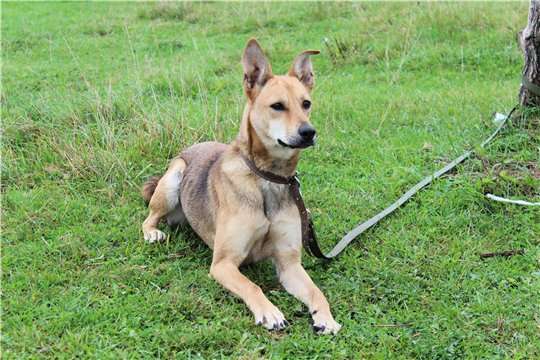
[141,39,341,334]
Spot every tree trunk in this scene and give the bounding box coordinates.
[519,0,540,106]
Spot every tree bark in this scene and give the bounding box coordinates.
[519,0,540,106]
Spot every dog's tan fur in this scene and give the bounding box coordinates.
[141,39,341,334]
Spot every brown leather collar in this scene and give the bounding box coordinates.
[241,154,330,260]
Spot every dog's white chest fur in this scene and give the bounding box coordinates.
[260,180,289,218]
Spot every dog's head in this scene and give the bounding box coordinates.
[241,39,319,159]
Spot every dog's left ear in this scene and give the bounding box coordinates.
[288,50,320,90]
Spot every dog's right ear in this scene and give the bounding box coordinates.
[242,38,272,101]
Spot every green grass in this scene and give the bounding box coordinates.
[2,2,540,358]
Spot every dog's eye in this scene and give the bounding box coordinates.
[270,102,286,111]
[302,100,311,110]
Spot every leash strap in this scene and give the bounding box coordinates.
[242,105,517,260]
[322,105,518,259]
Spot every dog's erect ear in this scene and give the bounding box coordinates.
[242,38,272,100]
[288,50,320,90]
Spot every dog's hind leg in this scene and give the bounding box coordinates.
[142,158,186,243]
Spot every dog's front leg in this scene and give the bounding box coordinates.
[274,255,341,335]
[210,214,287,331]
[271,208,341,335]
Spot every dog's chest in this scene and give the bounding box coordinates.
[260,180,290,218]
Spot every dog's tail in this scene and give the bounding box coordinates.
[141,176,161,205]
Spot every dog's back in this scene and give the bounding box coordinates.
[180,141,229,246]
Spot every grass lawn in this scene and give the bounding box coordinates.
[3,2,540,358]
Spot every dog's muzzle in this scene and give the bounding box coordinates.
[278,123,317,149]
[278,137,315,149]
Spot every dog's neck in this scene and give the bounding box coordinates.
[234,104,299,178]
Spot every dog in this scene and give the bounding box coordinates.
[141,39,341,334]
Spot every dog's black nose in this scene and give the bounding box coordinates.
[298,123,316,141]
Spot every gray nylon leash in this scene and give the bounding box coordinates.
[315,105,518,259]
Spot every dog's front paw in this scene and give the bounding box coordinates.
[254,304,288,331]
[144,229,166,243]
[312,311,341,335]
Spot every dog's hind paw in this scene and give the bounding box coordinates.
[144,229,166,243]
